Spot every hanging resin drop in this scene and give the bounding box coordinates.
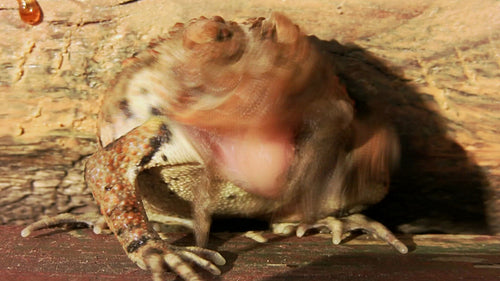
[17,0,42,25]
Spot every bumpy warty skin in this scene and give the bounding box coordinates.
[84,12,404,281]
[99,15,320,144]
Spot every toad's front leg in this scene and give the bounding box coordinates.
[85,117,224,281]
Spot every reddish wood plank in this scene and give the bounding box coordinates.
[0,0,498,236]
[1,226,499,281]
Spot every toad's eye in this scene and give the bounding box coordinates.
[216,27,232,42]
[183,19,232,48]
[261,13,299,44]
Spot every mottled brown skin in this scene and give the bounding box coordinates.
[22,13,407,281]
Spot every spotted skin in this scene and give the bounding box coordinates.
[85,118,163,251]
[22,13,408,281]
[86,117,224,280]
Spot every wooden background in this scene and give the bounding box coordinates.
[0,0,498,234]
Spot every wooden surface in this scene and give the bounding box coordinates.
[1,225,499,281]
[0,0,499,234]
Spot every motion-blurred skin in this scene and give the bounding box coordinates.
[22,13,406,281]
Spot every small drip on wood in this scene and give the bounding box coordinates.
[17,0,42,25]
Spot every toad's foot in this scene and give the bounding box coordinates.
[272,213,408,254]
[21,213,110,237]
[131,239,226,281]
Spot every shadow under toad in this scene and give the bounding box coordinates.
[312,37,492,234]
[153,37,493,281]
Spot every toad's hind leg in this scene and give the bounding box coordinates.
[21,213,110,237]
[273,213,408,254]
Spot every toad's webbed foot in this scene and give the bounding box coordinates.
[21,213,110,237]
[273,213,408,254]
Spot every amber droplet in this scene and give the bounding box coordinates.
[17,0,43,25]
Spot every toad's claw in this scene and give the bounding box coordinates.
[21,213,109,237]
[134,240,225,281]
[273,214,408,254]
[301,214,408,254]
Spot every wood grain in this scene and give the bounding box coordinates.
[0,0,498,234]
[1,226,499,281]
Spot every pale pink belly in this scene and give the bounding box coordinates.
[214,128,295,198]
